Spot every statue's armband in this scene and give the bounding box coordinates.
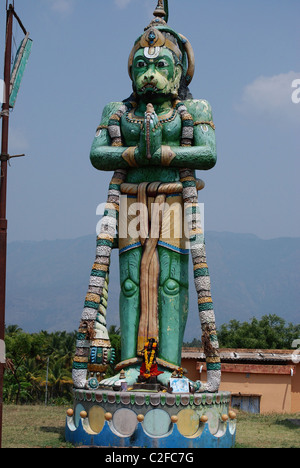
[187,99,215,145]
[93,102,124,146]
[90,102,132,171]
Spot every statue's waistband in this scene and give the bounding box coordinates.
[120,179,204,196]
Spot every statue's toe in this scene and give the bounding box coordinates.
[99,365,141,388]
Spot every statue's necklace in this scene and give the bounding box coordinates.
[107,99,195,147]
[125,106,178,129]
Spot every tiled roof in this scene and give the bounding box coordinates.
[182,347,300,364]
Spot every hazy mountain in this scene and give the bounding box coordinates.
[5,232,300,341]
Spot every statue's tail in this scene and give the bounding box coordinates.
[72,169,127,389]
[180,168,221,393]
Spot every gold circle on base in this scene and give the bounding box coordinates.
[89,406,106,433]
[177,409,199,437]
[66,408,74,417]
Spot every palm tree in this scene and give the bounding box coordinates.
[39,356,73,402]
[5,324,23,335]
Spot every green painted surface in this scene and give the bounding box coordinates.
[10,38,33,108]
[90,98,216,173]
[85,3,218,390]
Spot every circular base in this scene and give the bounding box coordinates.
[65,389,237,448]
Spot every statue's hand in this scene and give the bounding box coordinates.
[138,104,162,164]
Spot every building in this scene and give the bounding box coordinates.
[182,348,300,414]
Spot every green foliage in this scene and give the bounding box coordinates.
[3,325,123,404]
[183,337,202,348]
[3,314,299,405]
[4,326,76,405]
[217,314,300,349]
[106,325,121,379]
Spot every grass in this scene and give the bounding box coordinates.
[2,405,300,448]
[235,411,300,448]
[2,405,72,448]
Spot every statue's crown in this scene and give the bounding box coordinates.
[128,0,195,85]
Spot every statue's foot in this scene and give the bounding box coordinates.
[156,369,173,388]
[97,365,202,393]
[99,365,140,389]
[193,380,202,392]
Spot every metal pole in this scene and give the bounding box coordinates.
[0,3,14,449]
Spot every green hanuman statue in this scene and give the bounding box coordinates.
[72,0,221,393]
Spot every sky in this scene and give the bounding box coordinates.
[0,0,299,243]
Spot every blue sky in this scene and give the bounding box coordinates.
[1,0,299,242]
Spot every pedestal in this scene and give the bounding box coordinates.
[65,389,236,448]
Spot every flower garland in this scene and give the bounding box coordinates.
[143,341,157,379]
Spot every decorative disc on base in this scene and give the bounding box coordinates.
[65,389,236,448]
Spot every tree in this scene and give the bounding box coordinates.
[217,314,300,349]
[4,330,34,404]
[104,326,121,378]
[4,326,76,404]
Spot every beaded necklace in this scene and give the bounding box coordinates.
[125,105,178,130]
[108,99,194,146]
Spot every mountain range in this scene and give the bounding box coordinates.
[5,232,300,342]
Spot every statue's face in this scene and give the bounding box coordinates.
[132,47,182,99]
